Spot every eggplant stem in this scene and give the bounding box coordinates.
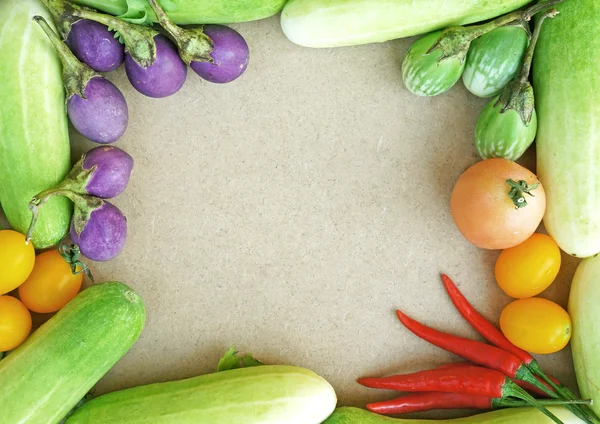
[518,9,559,85]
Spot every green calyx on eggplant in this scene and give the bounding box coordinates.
[33,16,129,144]
[402,0,564,97]
[475,8,560,161]
[41,0,158,68]
[28,190,127,262]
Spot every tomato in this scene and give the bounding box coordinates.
[450,158,546,250]
[0,230,36,295]
[495,233,561,298]
[18,249,83,313]
[0,295,32,351]
[500,297,571,354]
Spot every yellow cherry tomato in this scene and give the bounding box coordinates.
[18,250,83,313]
[0,295,32,351]
[0,230,36,295]
[495,233,561,298]
[500,297,571,354]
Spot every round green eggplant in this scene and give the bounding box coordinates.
[475,89,537,161]
[463,25,529,98]
[402,31,466,97]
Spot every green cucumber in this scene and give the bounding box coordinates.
[463,25,530,98]
[72,0,287,24]
[569,255,600,417]
[65,364,337,423]
[323,406,586,424]
[0,0,72,249]
[533,0,600,258]
[280,0,531,48]
[0,282,145,424]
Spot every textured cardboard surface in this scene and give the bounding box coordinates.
[3,13,580,417]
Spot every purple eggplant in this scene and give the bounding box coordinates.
[67,76,128,143]
[70,200,127,262]
[42,0,186,97]
[145,0,249,83]
[82,146,134,198]
[124,35,187,98]
[34,16,128,144]
[66,19,125,72]
[190,25,249,84]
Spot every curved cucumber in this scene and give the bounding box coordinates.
[0,282,145,424]
[569,255,600,417]
[475,95,537,160]
[73,0,287,24]
[0,0,72,248]
[463,25,529,98]
[280,0,531,48]
[65,365,337,424]
[323,406,585,423]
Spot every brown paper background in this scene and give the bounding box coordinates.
[2,14,580,418]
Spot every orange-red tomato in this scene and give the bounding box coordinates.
[0,230,35,295]
[495,233,562,298]
[0,296,32,351]
[18,249,83,314]
[450,158,546,250]
[500,297,571,355]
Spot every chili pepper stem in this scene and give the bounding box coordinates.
[528,360,600,424]
[505,381,564,424]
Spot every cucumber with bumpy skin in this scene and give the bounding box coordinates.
[0,0,72,249]
[0,282,145,424]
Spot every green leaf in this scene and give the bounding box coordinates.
[118,0,150,24]
[217,346,264,372]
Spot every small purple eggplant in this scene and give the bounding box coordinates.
[26,146,134,247]
[190,25,249,84]
[124,35,187,98]
[70,200,127,262]
[145,0,249,83]
[82,146,134,198]
[66,19,125,72]
[34,16,128,144]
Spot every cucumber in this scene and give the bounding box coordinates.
[65,365,337,424]
[280,0,531,48]
[533,0,600,258]
[0,282,145,424]
[569,255,600,417]
[323,406,585,424]
[0,0,73,249]
[72,0,287,24]
[463,25,529,98]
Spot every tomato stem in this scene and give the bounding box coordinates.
[506,179,540,209]
[58,243,95,283]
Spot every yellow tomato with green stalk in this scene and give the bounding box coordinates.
[495,233,561,298]
[0,230,35,295]
[19,249,84,313]
[500,297,571,354]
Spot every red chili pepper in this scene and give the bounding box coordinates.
[395,309,554,397]
[440,274,598,424]
[436,362,551,397]
[358,365,562,423]
[440,274,533,363]
[366,392,590,416]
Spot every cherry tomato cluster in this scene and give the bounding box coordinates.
[495,233,571,355]
[0,230,83,352]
